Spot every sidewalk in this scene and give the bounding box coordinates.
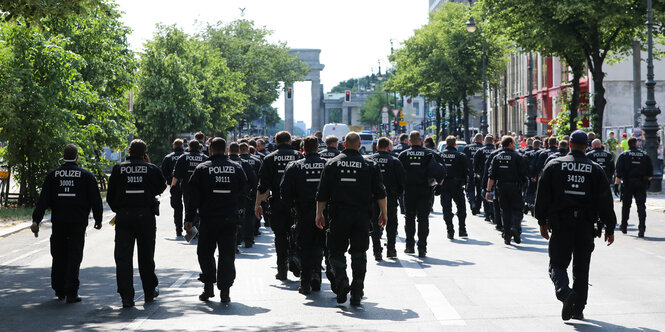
[645,191,665,212]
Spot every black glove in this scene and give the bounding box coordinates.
[613,184,620,197]
[433,185,442,196]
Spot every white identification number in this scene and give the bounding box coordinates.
[567,175,585,183]
[128,176,143,183]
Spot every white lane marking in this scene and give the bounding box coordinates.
[415,284,466,326]
[125,272,195,330]
[171,272,194,289]
[2,249,41,266]
[395,237,426,277]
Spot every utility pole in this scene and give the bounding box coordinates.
[642,0,662,192]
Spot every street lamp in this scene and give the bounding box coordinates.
[525,53,537,137]
[466,0,487,135]
[642,0,662,192]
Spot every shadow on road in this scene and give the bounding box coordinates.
[566,318,661,331]
[336,301,419,321]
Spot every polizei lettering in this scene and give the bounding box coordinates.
[55,170,81,178]
[186,155,205,162]
[337,160,362,168]
[561,162,592,173]
[274,155,297,162]
[120,166,147,174]
[301,163,325,170]
[208,166,236,174]
[406,151,425,157]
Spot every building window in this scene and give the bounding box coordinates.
[414,101,420,116]
[541,57,548,89]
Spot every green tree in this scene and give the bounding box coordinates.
[485,0,664,136]
[387,2,508,142]
[134,24,246,160]
[202,20,309,127]
[0,23,89,202]
[0,0,102,23]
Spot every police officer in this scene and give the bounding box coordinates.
[473,135,496,222]
[399,131,446,257]
[229,142,258,248]
[481,141,505,231]
[523,140,541,215]
[107,139,167,308]
[545,140,570,165]
[281,136,327,295]
[440,136,471,239]
[195,131,209,156]
[256,139,268,159]
[486,136,528,244]
[173,140,208,227]
[615,137,653,237]
[314,130,326,150]
[533,137,559,179]
[240,143,263,238]
[161,139,186,237]
[463,133,484,215]
[367,137,406,260]
[255,131,303,280]
[394,133,410,153]
[185,138,247,303]
[586,139,615,182]
[315,132,387,306]
[31,144,103,303]
[535,130,616,321]
[320,135,341,159]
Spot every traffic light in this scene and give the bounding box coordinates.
[421,120,424,129]
[287,88,292,99]
[345,90,350,102]
[393,120,399,132]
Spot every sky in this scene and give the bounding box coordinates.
[114,0,429,129]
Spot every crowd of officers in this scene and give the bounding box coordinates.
[29,127,653,320]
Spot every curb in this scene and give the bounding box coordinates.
[0,218,50,238]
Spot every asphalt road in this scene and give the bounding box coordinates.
[1,193,664,331]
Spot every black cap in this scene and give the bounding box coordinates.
[570,130,588,145]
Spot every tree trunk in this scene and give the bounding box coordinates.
[435,99,442,144]
[591,57,606,136]
[448,101,455,138]
[568,60,584,134]
[463,94,469,143]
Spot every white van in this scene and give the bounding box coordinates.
[322,123,350,142]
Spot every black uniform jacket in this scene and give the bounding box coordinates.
[535,151,616,234]
[185,155,247,222]
[107,157,167,211]
[33,162,103,225]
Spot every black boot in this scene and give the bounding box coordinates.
[350,289,363,306]
[386,247,397,258]
[275,263,288,280]
[289,255,301,278]
[220,287,230,303]
[561,290,577,321]
[404,245,415,254]
[336,279,349,304]
[311,272,322,291]
[145,287,159,302]
[373,250,382,262]
[66,294,82,303]
[298,280,311,295]
[199,283,215,301]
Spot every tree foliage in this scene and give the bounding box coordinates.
[134,24,246,160]
[483,0,665,137]
[0,2,135,203]
[202,20,309,126]
[0,0,102,23]
[386,2,508,141]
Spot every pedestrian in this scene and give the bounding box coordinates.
[314,131,326,150]
[239,142,263,238]
[545,140,570,165]
[473,135,496,222]
[398,131,446,257]
[319,135,341,159]
[535,130,616,321]
[463,133,484,215]
[31,144,104,303]
[620,132,629,153]
[315,132,387,306]
[533,137,559,180]
[440,136,471,239]
[280,136,327,295]
[161,139,186,237]
[172,140,208,229]
[486,136,528,244]
[586,139,615,182]
[185,138,247,303]
[605,131,618,155]
[615,136,653,237]
[229,142,258,249]
[367,137,406,260]
[107,139,167,308]
[254,131,303,280]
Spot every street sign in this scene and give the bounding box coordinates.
[399,121,407,126]
[392,109,399,117]
[372,125,377,132]
[381,113,389,124]
[382,106,389,114]
[399,111,404,120]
